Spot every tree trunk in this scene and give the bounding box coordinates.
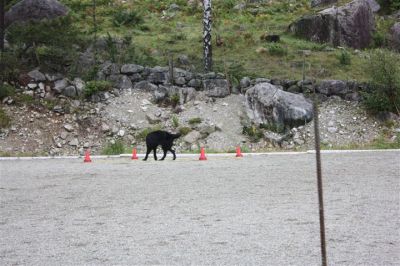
[203,0,212,72]
[0,0,4,52]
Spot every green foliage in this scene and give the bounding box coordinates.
[337,49,351,66]
[15,94,35,105]
[0,84,16,100]
[84,81,112,98]
[377,0,400,13]
[178,126,192,136]
[0,51,20,82]
[6,15,85,71]
[170,93,180,107]
[172,115,179,128]
[242,125,264,142]
[266,43,288,56]
[102,140,126,155]
[362,49,400,114]
[112,9,144,27]
[260,123,285,134]
[188,117,202,125]
[372,31,387,48]
[0,108,11,129]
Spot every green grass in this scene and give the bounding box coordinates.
[178,126,192,136]
[101,140,127,155]
[321,133,400,150]
[172,115,179,128]
[51,0,384,83]
[0,108,11,129]
[188,117,202,125]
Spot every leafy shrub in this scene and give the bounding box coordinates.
[188,117,202,125]
[337,49,351,66]
[0,84,16,100]
[0,108,11,129]
[172,115,179,128]
[378,0,400,13]
[242,125,263,142]
[102,140,126,155]
[84,81,112,98]
[179,127,192,136]
[267,43,288,56]
[170,93,180,107]
[112,9,144,27]
[6,15,84,71]
[0,51,20,81]
[372,31,386,48]
[362,49,400,114]
[260,123,285,134]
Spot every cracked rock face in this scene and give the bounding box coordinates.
[289,0,376,49]
[245,82,313,128]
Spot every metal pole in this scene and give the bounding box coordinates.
[313,92,328,266]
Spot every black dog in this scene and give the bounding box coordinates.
[143,130,181,161]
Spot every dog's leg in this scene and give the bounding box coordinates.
[153,148,158,160]
[170,149,176,160]
[160,149,167,160]
[143,148,151,161]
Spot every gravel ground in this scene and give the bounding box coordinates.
[0,151,399,265]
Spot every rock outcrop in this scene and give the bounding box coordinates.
[390,22,400,52]
[289,0,376,49]
[5,0,68,28]
[245,83,314,128]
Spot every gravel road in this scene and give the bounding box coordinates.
[0,151,399,265]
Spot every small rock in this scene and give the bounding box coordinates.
[117,129,125,137]
[60,131,68,140]
[183,130,201,144]
[28,69,46,82]
[146,114,162,124]
[69,138,79,146]
[27,83,37,89]
[63,124,74,132]
[327,127,338,133]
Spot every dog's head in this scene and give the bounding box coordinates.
[173,133,182,139]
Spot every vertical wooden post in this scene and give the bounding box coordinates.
[0,0,5,52]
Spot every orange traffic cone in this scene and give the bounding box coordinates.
[235,146,243,157]
[84,150,92,163]
[199,147,207,160]
[131,148,139,160]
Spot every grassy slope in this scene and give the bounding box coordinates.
[61,0,396,82]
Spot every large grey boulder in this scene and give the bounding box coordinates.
[289,0,376,49]
[245,83,313,128]
[5,0,68,28]
[390,22,400,52]
[365,0,380,13]
[316,80,349,97]
[203,79,230,98]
